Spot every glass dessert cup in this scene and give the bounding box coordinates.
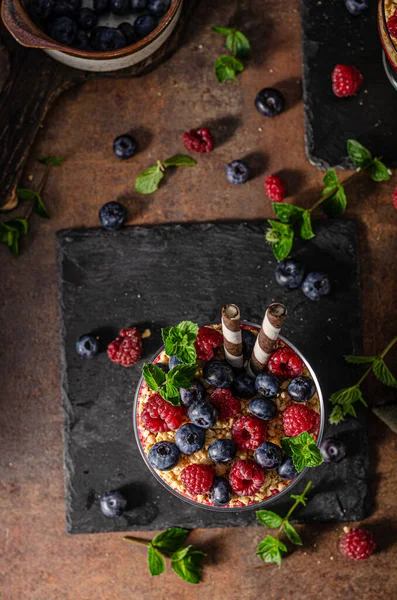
[378,0,397,90]
[133,322,325,512]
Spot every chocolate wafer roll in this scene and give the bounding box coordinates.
[221,304,244,369]
[248,303,287,376]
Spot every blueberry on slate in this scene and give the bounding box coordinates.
[275,258,305,290]
[109,0,129,15]
[226,160,250,185]
[255,373,280,399]
[99,201,127,231]
[288,376,316,403]
[50,0,80,17]
[76,334,99,358]
[91,26,127,51]
[277,456,298,480]
[242,329,256,359]
[118,22,137,45]
[208,439,236,463]
[74,29,91,49]
[50,16,77,45]
[175,423,205,455]
[30,0,54,19]
[345,0,368,15]
[113,134,138,159]
[155,362,169,373]
[209,477,232,506]
[301,272,331,301]
[130,0,147,9]
[180,379,206,407]
[77,8,97,30]
[168,355,181,369]
[254,441,283,469]
[134,13,158,38]
[100,490,127,517]
[203,361,234,388]
[249,397,277,421]
[188,400,218,429]
[231,373,256,398]
[93,0,108,14]
[255,88,285,118]
[148,0,170,17]
[320,438,346,463]
[148,441,180,470]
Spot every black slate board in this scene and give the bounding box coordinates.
[301,0,397,169]
[57,220,370,534]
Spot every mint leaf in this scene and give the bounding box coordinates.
[368,159,391,182]
[148,544,165,576]
[256,510,283,528]
[215,55,244,82]
[17,188,50,218]
[8,230,20,256]
[266,219,294,261]
[176,321,199,342]
[163,155,197,168]
[7,217,28,234]
[211,25,233,35]
[38,156,65,167]
[142,364,166,391]
[152,527,189,552]
[281,432,323,472]
[167,363,197,388]
[372,358,397,388]
[16,188,36,202]
[272,203,304,224]
[162,321,198,364]
[160,382,181,406]
[323,169,339,189]
[321,185,347,217]
[300,210,315,240]
[284,521,302,546]
[256,535,287,566]
[347,139,372,168]
[135,164,164,195]
[344,355,376,364]
[330,385,366,407]
[225,30,251,59]
[329,404,345,425]
[171,546,205,584]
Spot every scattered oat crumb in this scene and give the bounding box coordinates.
[28,175,33,182]
[157,92,162,96]
[258,127,263,132]
[269,68,274,73]
[141,329,151,339]
[137,294,141,298]
[198,44,203,49]
[317,560,321,564]
[330,556,334,560]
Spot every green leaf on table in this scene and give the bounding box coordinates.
[7,217,28,234]
[256,535,287,566]
[272,202,304,224]
[323,169,339,189]
[171,545,206,584]
[215,55,244,83]
[329,404,345,425]
[266,220,294,262]
[300,210,315,240]
[368,159,391,182]
[330,385,367,407]
[347,139,372,168]
[344,355,376,364]
[162,321,198,364]
[148,544,165,576]
[152,527,189,552]
[135,164,164,195]
[142,363,167,391]
[281,432,323,472]
[283,521,303,546]
[17,188,50,218]
[225,30,251,59]
[372,358,397,388]
[38,155,65,167]
[211,25,233,35]
[163,155,197,168]
[321,185,347,217]
[256,510,283,528]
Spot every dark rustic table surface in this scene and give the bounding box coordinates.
[1,1,397,599]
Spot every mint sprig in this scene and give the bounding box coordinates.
[330,335,397,424]
[280,432,323,472]
[142,362,197,406]
[212,22,251,83]
[256,481,312,566]
[162,320,198,364]
[135,155,196,195]
[124,528,206,584]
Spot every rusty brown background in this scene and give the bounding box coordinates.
[1,1,397,599]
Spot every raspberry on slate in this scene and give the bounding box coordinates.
[232,416,267,451]
[141,393,184,433]
[283,404,320,437]
[393,186,397,211]
[210,388,241,420]
[340,527,376,560]
[181,464,214,495]
[107,327,142,367]
[268,347,304,379]
[265,174,287,202]
[194,326,224,361]
[332,64,363,98]
[182,128,214,153]
[387,10,397,38]
[229,460,265,496]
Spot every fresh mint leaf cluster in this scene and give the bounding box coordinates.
[281,432,323,472]
[212,26,251,82]
[162,320,198,364]
[0,217,29,256]
[135,155,196,195]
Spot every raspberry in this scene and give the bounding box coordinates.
[268,347,304,379]
[182,128,213,153]
[141,393,184,433]
[107,327,142,367]
[387,11,397,38]
[393,186,397,211]
[340,527,376,560]
[332,64,363,98]
[229,460,265,496]
[283,404,320,437]
[210,388,241,420]
[194,326,223,361]
[181,464,214,494]
[265,174,287,202]
[232,416,267,450]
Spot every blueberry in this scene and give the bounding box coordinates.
[275,259,305,290]
[109,0,129,15]
[93,0,108,14]
[255,374,280,399]
[288,376,316,403]
[77,7,97,30]
[100,490,127,517]
[203,361,234,388]
[175,423,205,455]
[147,0,170,17]
[188,400,218,429]
[277,456,298,480]
[113,134,138,159]
[168,355,181,369]
[50,0,80,17]
[99,201,127,231]
[134,14,158,38]
[208,439,236,463]
[249,397,277,421]
[345,0,368,15]
[155,362,169,373]
[209,477,232,506]
[301,272,331,301]
[148,441,180,470]
[130,0,147,9]
[30,0,54,19]
[91,26,127,51]
[180,379,206,407]
[118,22,137,45]
[76,334,99,358]
[50,16,77,45]
[255,88,285,118]
[231,374,256,398]
[226,160,250,185]
[74,29,91,49]
[254,442,283,469]
[320,438,346,463]
[242,329,256,359]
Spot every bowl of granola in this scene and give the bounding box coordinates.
[134,308,325,511]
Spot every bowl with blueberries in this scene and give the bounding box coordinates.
[1,0,182,71]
